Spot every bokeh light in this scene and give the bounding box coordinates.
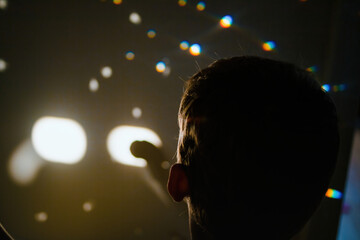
[125,51,135,60]
[156,61,166,73]
[101,66,112,78]
[178,0,187,7]
[162,66,171,77]
[332,84,347,92]
[129,12,141,24]
[8,139,44,185]
[189,43,201,56]
[179,41,189,50]
[306,66,318,72]
[161,161,170,170]
[0,59,7,72]
[83,201,94,212]
[89,78,99,92]
[321,83,347,93]
[262,41,276,51]
[34,212,48,223]
[196,2,206,11]
[147,29,156,38]
[0,0,7,10]
[113,0,122,5]
[326,188,343,199]
[338,84,347,91]
[106,125,162,167]
[31,116,87,164]
[322,84,330,92]
[132,107,142,119]
[220,15,233,28]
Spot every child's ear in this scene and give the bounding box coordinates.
[167,163,190,202]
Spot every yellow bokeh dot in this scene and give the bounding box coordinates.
[147,30,156,38]
[125,51,135,60]
[196,2,205,11]
[178,0,187,7]
[34,212,48,222]
[179,41,189,50]
[83,201,94,212]
[113,0,122,5]
[262,43,271,51]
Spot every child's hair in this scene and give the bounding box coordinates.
[177,56,339,239]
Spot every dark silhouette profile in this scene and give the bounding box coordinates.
[167,56,339,239]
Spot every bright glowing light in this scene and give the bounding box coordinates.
[0,0,7,9]
[0,59,7,72]
[107,125,162,167]
[34,212,48,222]
[132,107,142,119]
[31,116,87,164]
[262,41,276,51]
[89,78,99,92]
[113,0,122,5]
[321,84,330,92]
[196,2,206,11]
[189,44,201,56]
[125,51,135,60]
[83,201,94,212]
[8,139,44,185]
[326,188,343,199]
[306,66,317,72]
[179,41,189,50]
[178,0,187,7]
[156,61,166,73]
[129,12,141,25]
[101,66,112,78]
[147,29,156,38]
[220,15,233,28]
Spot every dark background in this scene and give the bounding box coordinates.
[0,0,359,239]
